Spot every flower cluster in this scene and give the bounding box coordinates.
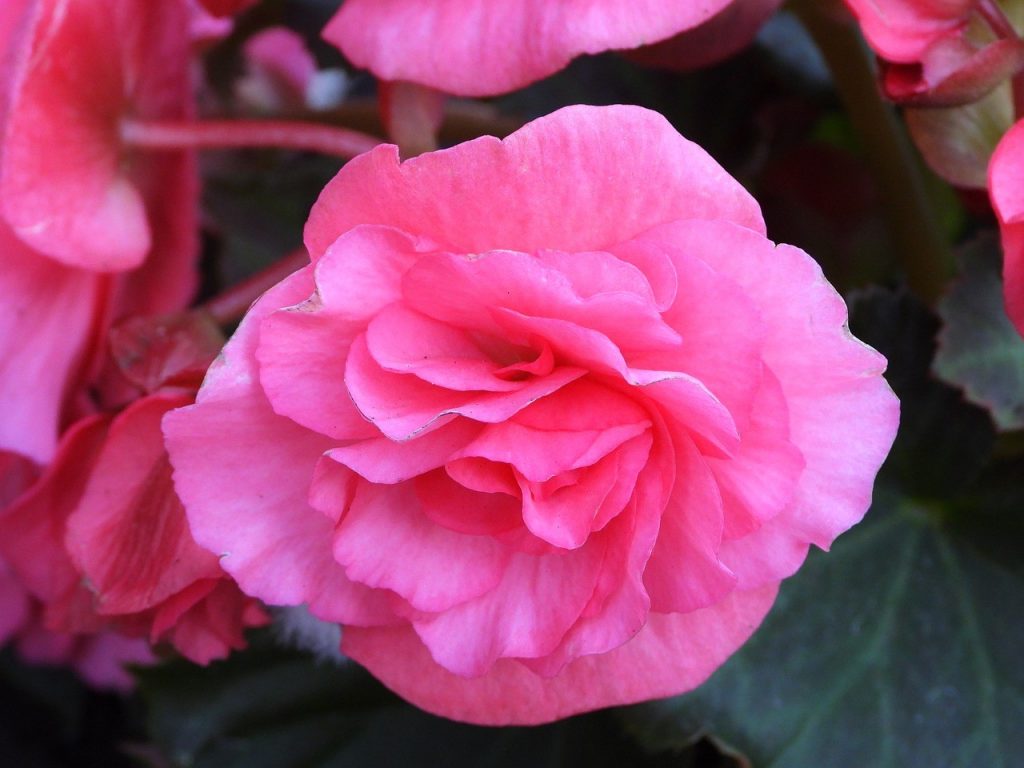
[0,0,904,725]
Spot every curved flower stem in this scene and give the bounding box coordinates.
[203,249,310,326]
[122,118,381,159]
[790,0,953,303]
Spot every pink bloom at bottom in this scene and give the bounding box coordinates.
[164,105,899,725]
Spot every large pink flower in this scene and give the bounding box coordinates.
[990,117,1024,336]
[165,105,899,724]
[324,0,762,96]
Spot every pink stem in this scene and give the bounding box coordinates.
[122,117,381,159]
[203,249,310,326]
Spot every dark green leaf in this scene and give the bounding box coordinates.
[935,233,1024,431]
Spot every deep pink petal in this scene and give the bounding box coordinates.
[324,0,734,96]
[305,105,764,260]
[343,585,777,725]
[0,229,105,463]
[64,392,222,615]
[417,469,523,536]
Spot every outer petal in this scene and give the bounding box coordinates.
[305,105,764,260]
[0,229,105,463]
[164,269,396,627]
[343,585,777,725]
[65,392,223,615]
[324,0,734,96]
[990,117,1024,336]
[844,0,974,63]
[672,219,899,549]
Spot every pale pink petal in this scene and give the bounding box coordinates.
[333,482,510,613]
[844,0,974,62]
[305,105,764,260]
[343,585,777,725]
[990,118,1024,336]
[164,269,396,627]
[324,0,734,96]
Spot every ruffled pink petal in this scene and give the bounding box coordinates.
[345,332,586,440]
[343,585,777,725]
[155,580,268,664]
[324,0,734,96]
[333,482,510,613]
[708,367,805,539]
[64,392,222,615]
[164,269,396,627]
[410,542,607,676]
[643,435,737,613]
[0,229,105,463]
[305,105,764,260]
[416,469,523,536]
[325,419,482,484]
[672,219,900,549]
[990,117,1024,336]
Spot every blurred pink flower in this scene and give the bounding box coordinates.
[165,105,898,724]
[325,0,762,96]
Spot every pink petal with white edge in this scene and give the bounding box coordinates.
[343,585,777,725]
[164,269,396,627]
[0,228,105,463]
[324,0,734,96]
[673,219,899,549]
[990,118,1024,336]
[333,481,510,613]
[305,105,764,260]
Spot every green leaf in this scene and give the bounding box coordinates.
[620,291,1022,767]
[935,234,1024,431]
[138,634,690,768]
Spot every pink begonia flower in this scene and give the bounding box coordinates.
[325,0,751,97]
[165,105,899,724]
[0,0,199,463]
[844,0,1024,106]
[627,0,784,72]
[0,393,267,666]
[990,117,1024,336]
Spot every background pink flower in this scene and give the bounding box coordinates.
[990,117,1024,336]
[164,105,898,725]
[325,0,755,96]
